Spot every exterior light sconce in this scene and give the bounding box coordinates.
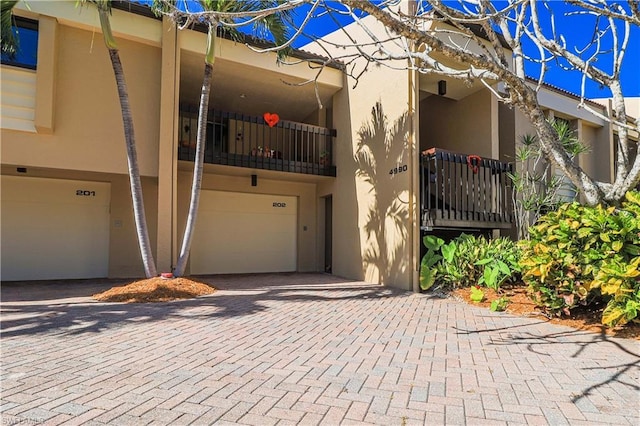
[251,174,257,187]
[438,80,447,96]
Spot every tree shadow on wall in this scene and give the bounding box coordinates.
[355,102,411,285]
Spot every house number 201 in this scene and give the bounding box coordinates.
[76,190,96,196]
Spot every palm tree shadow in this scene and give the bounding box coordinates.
[0,275,404,338]
[354,102,411,285]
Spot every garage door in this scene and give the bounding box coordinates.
[1,176,111,281]
[190,191,297,274]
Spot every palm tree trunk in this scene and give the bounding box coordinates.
[174,57,214,277]
[100,8,157,278]
[168,7,290,276]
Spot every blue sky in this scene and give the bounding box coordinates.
[138,0,638,99]
[289,1,640,99]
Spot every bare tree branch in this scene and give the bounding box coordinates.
[159,0,639,204]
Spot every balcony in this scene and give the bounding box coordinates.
[178,105,336,177]
[420,148,514,231]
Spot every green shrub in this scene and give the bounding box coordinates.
[519,191,640,327]
[420,234,521,292]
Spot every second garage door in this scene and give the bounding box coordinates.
[190,191,297,274]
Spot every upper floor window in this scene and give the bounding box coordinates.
[1,17,38,70]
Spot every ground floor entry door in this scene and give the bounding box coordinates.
[190,191,297,274]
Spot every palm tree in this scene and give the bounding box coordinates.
[155,1,292,276]
[1,0,19,58]
[79,0,157,277]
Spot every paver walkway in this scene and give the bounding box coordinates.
[1,273,638,425]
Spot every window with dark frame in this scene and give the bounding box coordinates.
[1,16,38,70]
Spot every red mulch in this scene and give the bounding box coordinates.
[93,277,215,303]
[454,285,640,340]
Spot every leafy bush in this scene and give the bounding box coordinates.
[519,191,640,327]
[420,234,521,292]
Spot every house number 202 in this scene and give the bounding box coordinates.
[76,190,96,196]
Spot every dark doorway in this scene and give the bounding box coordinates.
[324,195,333,273]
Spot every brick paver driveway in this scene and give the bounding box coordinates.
[1,273,639,425]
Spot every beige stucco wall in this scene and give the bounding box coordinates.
[175,170,319,274]
[579,121,613,184]
[419,90,495,158]
[1,6,342,280]
[1,24,162,177]
[498,104,516,164]
[316,16,414,290]
[1,8,162,279]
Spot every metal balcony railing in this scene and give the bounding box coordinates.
[420,148,514,230]
[178,104,336,177]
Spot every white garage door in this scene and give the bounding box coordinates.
[1,176,111,281]
[190,191,297,274]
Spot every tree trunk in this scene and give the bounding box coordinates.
[519,95,604,206]
[101,7,157,278]
[174,61,214,276]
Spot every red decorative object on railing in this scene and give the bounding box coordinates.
[467,155,481,174]
[263,112,280,127]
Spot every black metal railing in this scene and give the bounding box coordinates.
[420,148,513,230]
[177,104,336,177]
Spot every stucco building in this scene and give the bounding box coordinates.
[1,1,635,290]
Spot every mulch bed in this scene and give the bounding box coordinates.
[93,277,215,303]
[453,285,640,340]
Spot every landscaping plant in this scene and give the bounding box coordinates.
[509,119,588,240]
[470,286,485,303]
[490,296,510,312]
[520,191,640,327]
[420,234,521,292]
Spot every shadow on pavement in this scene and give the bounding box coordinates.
[0,273,405,339]
[453,321,640,405]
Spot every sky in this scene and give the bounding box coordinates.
[288,1,640,99]
[136,0,639,99]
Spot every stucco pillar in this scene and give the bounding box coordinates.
[156,18,180,273]
[35,16,58,134]
[490,92,500,160]
[410,69,420,293]
[603,101,615,183]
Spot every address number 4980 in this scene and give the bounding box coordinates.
[389,165,408,175]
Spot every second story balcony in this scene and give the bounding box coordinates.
[420,148,514,231]
[178,104,336,177]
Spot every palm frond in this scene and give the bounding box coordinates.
[197,0,293,60]
[1,0,19,58]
